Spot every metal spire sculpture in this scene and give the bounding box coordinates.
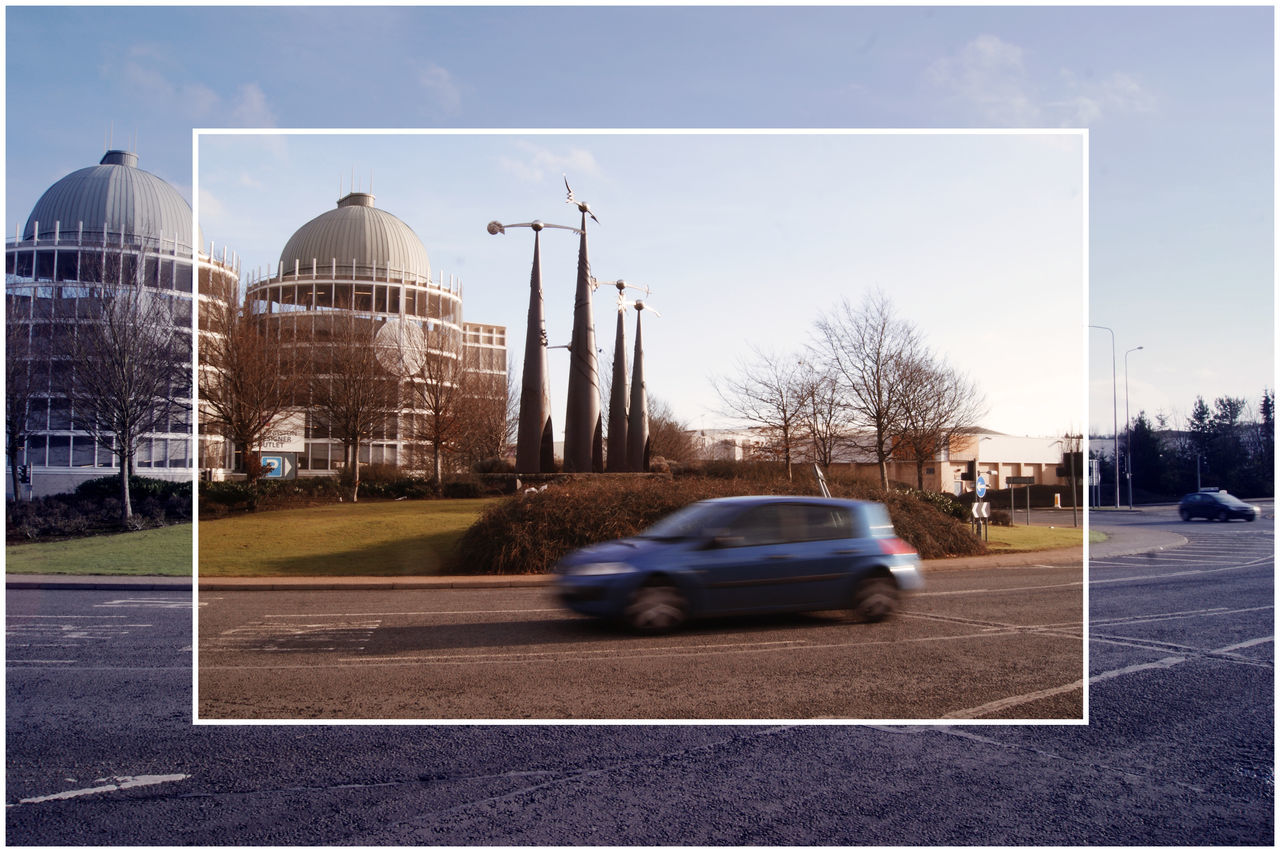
[488,218,580,474]
[562,177,604,473]
[627,300,661,472]
[599,279,649,472]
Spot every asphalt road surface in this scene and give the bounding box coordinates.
[6,504,1272,845]
[196,561,1083,721]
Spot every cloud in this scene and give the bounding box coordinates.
[418,63,461,112]
[498,142,602,184]
[230,83,277,128]
[927,34,1042,125]
[107,45,280,128]
[927,35,1155,126]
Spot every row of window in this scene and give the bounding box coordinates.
[247,281,461,322]
[8,290,194,323]
[7,249,195,293]
[18,436,191,469]
[16,398,191,433]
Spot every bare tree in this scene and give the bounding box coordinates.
[305,316,399,502]
[796,366,845,468]
[198,293,295,484]
[5,301,42,501]
[713,346,811,479]
[59,260,191,526]
[896,355,987,489]
[814,291,925,489]
[647,396,697,464]
[452,362,517,470]
[388,321,472,485]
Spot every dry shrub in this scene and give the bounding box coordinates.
[452,473,985,575]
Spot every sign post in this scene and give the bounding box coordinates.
[1007,476,1037,525]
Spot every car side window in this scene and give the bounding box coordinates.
[795,505,855,542]
[723,505,786,547]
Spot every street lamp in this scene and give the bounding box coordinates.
[1089,325,1120,508]
[1124,345,1144,509]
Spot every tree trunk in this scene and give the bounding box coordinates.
[9,456,21,503]
[349,441,360,503]
[118,457,133,527]
[915,459,925,490]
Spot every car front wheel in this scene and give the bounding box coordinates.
[623,581,687,633]
[851,576,898,623]
[1217,509,1230,522]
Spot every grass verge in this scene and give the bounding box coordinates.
[197,499,497,577]
[983,524,1102,552]
[6,524,193,576]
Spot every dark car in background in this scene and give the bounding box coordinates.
[1178,488,1260,522]
[553,495,924,632]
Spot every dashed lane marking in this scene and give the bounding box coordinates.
[14,774,190,805]
[95,598,191,609]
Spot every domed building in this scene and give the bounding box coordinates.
[5,148,238,497]
[229,190,507,479]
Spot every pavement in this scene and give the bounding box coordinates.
[6,509,1175,592]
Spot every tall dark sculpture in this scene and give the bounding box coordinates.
[488,218,578,474]
[627,301,657,472]
[606,283,630,472]
[562,179,603,473]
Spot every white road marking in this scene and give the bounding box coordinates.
[262,609,562,618]
[1089,635,1275,684]
[198,629,1052,671]
[17,774,190,805]
[213,620,381,652]
[941,680,1084,719]
[1215,636,1273,653]
[914,581,1082,597]
[96,599,190,609]
[6,615,130,619]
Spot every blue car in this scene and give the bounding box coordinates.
[554,495,924,632]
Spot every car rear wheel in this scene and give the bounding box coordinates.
[1179,508,1192,521]
[851,576,898,623]
[623,581,687,633]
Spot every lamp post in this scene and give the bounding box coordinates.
[1089,325,1120,508]
[1124,345,1143,509]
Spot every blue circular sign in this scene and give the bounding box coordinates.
[976,475,988,498]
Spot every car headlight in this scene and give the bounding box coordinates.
[568,562,635,576]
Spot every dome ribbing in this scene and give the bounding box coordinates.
[23,150,195,248]
[278,192,430,281]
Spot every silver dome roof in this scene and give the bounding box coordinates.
[23,150,196,248]
[279,192,431,281]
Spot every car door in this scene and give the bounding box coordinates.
[779,503,863,607]
[686,503,803,613]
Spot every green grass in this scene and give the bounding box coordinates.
[6,524,193,576]
[5,501,1109,578]
[984,524,1103,552]
[197,499,498,577]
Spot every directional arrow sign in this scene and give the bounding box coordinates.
[260,453,297,480]
[976,475,987,499]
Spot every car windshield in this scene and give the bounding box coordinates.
[637,501,733,541]
[1217,493,1248,508]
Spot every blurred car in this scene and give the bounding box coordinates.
[553,495,923,632]
[1178,488,1260,522]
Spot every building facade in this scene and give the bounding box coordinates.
[204,190,507,480]
[6,149,238,498]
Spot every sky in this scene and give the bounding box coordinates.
[194,130,1084,438]
[5,3,1274,443]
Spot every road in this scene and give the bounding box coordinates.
[197,561,1083,720]
[6,504,1272,845]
